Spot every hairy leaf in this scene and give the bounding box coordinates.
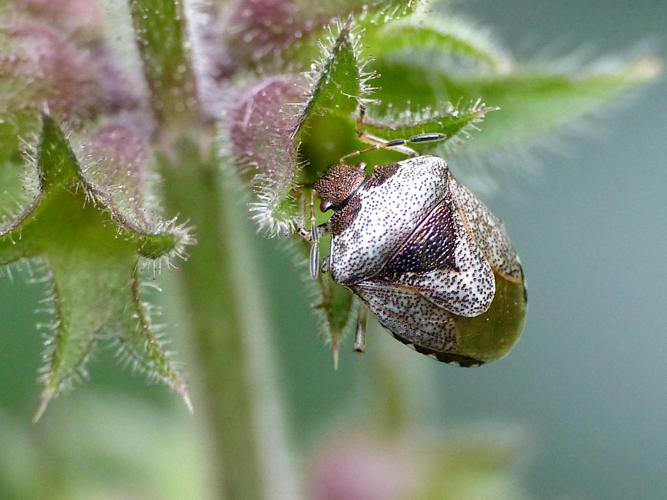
[371,55,661,153]
[362,100,498,153]
[229,20,377,236]
[354,0,420,29]
[227,0,420,66]
[294,19,373,140]
[293,237,359,366]
[320,274,359,367]
[364,13,512,72]
[0,116,191,419]
[293,19,376,182]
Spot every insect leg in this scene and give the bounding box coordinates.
[354,304,368,353]
[297,191,325,280]
[320,256,330,275]
[308,190,320,279]
[297,193,313,241]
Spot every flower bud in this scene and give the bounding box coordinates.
[83,117,155,231]
[1,19,136,119]
[229,76,308,234]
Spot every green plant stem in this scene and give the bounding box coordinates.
[161,141,297,500]
[129,0,198,123]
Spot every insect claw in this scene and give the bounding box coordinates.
[332,340,340,370]
[298,227,311,241]
[354,305,368,353]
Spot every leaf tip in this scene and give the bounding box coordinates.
[175,382,194,414]
[479,105,501,116]
[33,389,54,423]
[632,55,663,81]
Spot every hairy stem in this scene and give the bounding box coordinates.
[161,141,297,499]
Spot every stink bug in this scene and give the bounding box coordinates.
[304,107,527,367]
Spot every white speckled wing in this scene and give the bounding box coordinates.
[449,178,523,282]
[388,202,496,317]
[352,281,458,353]
[374,186,496,317]
[330,156,449,284]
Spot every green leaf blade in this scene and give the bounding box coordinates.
[371,55,661,153]
[38,115,80,188]
[295,20,373,141]
[1,114,192,418]
[365,15,512,72]
[35,242,137,420]
[113,270,190,410]
[363,101,497,153]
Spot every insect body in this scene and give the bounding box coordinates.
[312,155,527,366]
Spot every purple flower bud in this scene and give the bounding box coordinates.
[1,19,136,119]
[226,0,303,61]
[308,435,418,500]
[83,117,155,231]
[13,0,104,38]
[231,76,305,174]
[229,75,308,233]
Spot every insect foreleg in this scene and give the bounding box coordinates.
[298,190,331,279]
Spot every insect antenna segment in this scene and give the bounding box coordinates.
[340,104,447,163]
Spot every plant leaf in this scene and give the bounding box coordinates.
[355,0,421,28]
[362,100,498,153]
[321,275,359,368]
[0,115,191,419]
[294,19,373,140]
[293,238,358,366]
[371,55,661,153]
[363,13,512,72]
[229,20,378,236]
[293,19,376,181]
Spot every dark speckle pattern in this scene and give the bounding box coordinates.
[330,156,449,283]
[382,198,459,276]
[353,281,458,352]
[363,163,399,189]
[313,163,365,209]
[450,179,523,282]
[329,195,361,236]
[322,155,525,364]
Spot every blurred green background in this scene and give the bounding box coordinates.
[1,1,666,499]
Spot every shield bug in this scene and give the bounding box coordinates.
[305,110,527,366]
